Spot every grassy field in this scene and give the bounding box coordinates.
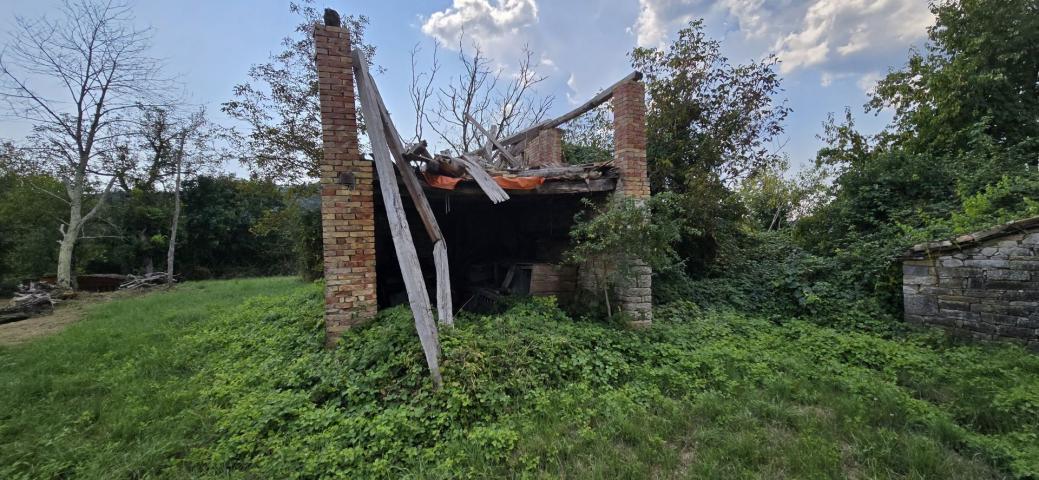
[1,279,1037,479]
[0,277,307,478]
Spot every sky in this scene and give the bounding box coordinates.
[1,0,935,173]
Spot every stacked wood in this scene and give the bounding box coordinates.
[119,272,171,290]
[1,282,57,324]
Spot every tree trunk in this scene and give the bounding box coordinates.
[56,182,84,290]
[56,230,77,290]
[166,138,184,287]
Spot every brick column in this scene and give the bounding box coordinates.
[314,22,376,346]
[524,127,564,167]
[612,80,652,324]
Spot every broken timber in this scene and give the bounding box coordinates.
[353,49,443,388]
[458,154,510,203]
[362,57,455,327]
[465,113,520,168]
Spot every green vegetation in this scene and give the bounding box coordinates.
[0,277,304,478]
[3,280,1038,478]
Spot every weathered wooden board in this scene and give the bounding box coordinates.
[458,154,510,203]
[353,49,443,388]
[496,71,642,147]
[433,240,453,326]
[465,113,519,168]
[364,67,455,327]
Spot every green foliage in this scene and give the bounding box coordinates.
[0,277,302,478]
[0,171,67,290]
[252,184,324,280]
[4,280,1038,478]
[565,193,691,316]
[629,20,790,278]
[561,103,613,165]
[177,176,298,279]
[797,0,1039,317]
[655,230,896,333]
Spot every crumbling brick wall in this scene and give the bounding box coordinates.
[314,23,376,346]
[612,80,652,324]
[524,127,564,168]
[903,229,1039,348]
[575,79,652,324]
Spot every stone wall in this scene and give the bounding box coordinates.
[314,23,377,346]
[903,230,1039,348]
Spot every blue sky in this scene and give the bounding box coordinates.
[1,0,934,173]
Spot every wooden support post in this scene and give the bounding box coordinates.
[353,49,443,388]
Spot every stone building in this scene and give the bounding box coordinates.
[902,216,1039,348]
[313,19,652,344]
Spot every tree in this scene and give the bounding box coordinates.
[222,1,375,182]
[868,0,1039,164]
[166,109,209,286]
[0,0,166,289]
[418,39,554,154]
[631,20,790,190]
[0,143,68,289]
[629,20,790,273]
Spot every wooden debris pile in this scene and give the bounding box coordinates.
[119,272,171,290]
[0,282,57,324]
[398,73,639,201]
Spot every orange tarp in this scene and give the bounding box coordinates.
[493,176,545,190]
[423,172,464,190]
[423,172,545,191]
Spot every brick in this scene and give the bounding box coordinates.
[314,23,376,346]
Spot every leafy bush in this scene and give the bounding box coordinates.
[182,285,1039,477]
[4,281,1038,478]
[656,230,898,333]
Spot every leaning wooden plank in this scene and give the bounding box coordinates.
[362,63,454,327]
[465,113,519,167]
[353,49,443,388]
[365,68,443,243]
[458,154,510,203]
[433,240,453,326]
[497,71,643,147]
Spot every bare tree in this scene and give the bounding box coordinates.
[166,109,208,286]
[422,38,553,155]
[408,42,439,143]
[0,0,166,290]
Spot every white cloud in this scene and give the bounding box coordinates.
[633,0,702,47]
[421,0,539,50]
[774,0,932,74]
[629,0,932,77]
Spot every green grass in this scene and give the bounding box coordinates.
[2,280,1037,479]
[0,277,307,479]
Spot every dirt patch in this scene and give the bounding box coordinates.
[0,290,145,346]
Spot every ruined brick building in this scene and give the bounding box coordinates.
[313,17,652,345]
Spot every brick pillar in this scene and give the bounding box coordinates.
[314,22,376,346]
[612,80,652,324]
[524,127,564,168]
